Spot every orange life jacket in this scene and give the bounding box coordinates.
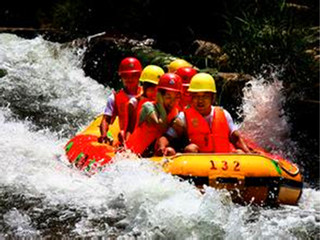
[114,87,142,132]
[126,104,179,155]
[185,106,232,153]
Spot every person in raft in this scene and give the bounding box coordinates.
[99,57,143,145]
[125,73,182,157]
[175,66,198,109]
[167,58,192,73]
[126,65,165,134]
[156,72,251,156]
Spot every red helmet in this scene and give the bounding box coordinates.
[118,57,142,74]
[157,73,182,92]
[175,67,198,87]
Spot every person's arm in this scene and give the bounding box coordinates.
[99,93,115,143]
[148,111,161,124]
[138,102,160,125]
[222,109,250,153]
[126,99,138,135]
[155,113,186,156]
[99,115,112,143]
[230,130,251,153]
[155,135,172,156]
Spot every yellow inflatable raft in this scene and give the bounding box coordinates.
[65,115,303,206]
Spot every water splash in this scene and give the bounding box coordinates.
[239,73,298,159]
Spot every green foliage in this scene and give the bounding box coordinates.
[51,0,91,35]
[221,0,319,107]
[222,0,318,74]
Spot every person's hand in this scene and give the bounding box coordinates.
[157,118,168,132]
[125,132,131,142]
[164,147,176,156]
[155,146,176,156]
[155,146,166,156]
[249,148,262,154]
[117,130,126,145]
[232,149,245,154]
[98,135,113,144]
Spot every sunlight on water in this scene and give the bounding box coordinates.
[0,33,319,239]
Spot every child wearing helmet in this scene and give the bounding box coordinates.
[175,66,198,109]
[99,57,143,145]
[125,73,182,157]
[127,65,165,134]
[157,73,251,155]
[167,59,192,73]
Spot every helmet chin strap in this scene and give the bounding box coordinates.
[211,93,216,105]
[156,91,163,105]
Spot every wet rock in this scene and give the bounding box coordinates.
[105,209,127,226]
[0,69,7,78]
[107,194,126,209]
[216,72,252,82]
[113,218,129,229]
[151,227,167,240]
[193,40,222,57]
[192,39,229,67]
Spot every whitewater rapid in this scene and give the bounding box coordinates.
[0,33,319,239]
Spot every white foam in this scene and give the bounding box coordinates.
[0,33,110,124]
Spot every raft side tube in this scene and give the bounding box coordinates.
[150,153,303,205]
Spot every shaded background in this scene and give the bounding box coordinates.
[1,0,317,49]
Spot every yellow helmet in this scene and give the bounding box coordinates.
[139,65,165,85]
[188,73,217,93]
[168,59,192,73]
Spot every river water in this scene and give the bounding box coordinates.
[0,33,319,239]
